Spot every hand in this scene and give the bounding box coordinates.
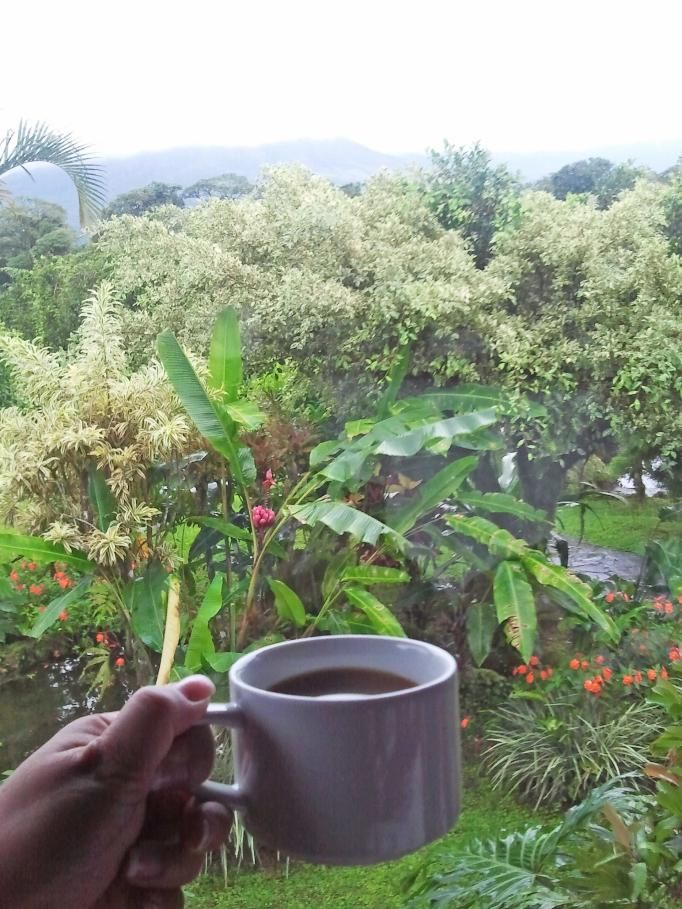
[0,675,231,908]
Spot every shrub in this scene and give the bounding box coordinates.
[483,697,662,807]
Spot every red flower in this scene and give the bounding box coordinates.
[583,679,594,691]
[526,672,535,684]
[262,468,275,491]
[516,664,528,675]
[581,660,589,670]
[460,717,470,729]
[647,669,657,681]
[115,657,125,668]
[251,505,276,529]
[595,655,605,665]
[58,610,68,622]
[569,658,580,670]
[622,674,633,686]
[57,576,71,589]
[634,671,643,684]
[9,570,19,582]
[540,670,548,681]
[547,667,553,677]
[661,667,670,679]
[669,648,681,662]
[29,583,44,596]
[665,602,674,615]
[605,591,615,603]
[95,632,105,643]
[529,656,540,667]
[27,562,36,571]
[603,667,613,681]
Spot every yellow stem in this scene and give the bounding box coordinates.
[156,575,181,685]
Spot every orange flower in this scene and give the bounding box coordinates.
[605,592,615,603]
[517,664,528,675]
[27,562,36,571]
[58,610,68,622]
[9,570,18,582]
[634,671,643,684]
[665,602,674,615]
[529,656,540,667]
[569,658,580,670]
[583,679,594,691]
[661,667,670,679]
[115,657,125,668]
[647,669,657,681]
[581,660,589,670]
[526,672,535,684]
[595,655,605,665]
[603,667,613,681]
[95,632,105,643]
[622,675,633,686]
[669,648,681,662]
[57,576,71,589]
[15,583,24,591]
[28,583,44,596]
[540,670,548,681]
[460,717,470,729]
[594,674,604,685]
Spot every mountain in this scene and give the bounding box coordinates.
[4,137,682,226]
[3,139,425,225]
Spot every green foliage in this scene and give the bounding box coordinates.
[540,156,648,208]
[406,779,648,909]
[104,181,183,218]
[182,173,252,202]
[483,698,662,807]
[0,120,105,226]
[0,199,75,281]
[426,142,520,267]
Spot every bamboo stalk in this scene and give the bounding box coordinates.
[156,575,181,685]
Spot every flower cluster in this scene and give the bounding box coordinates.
[512,655,554,684]
[94,630,125,667]
[252,505,276,529]
[567,652,669,695]
[651,593,682,615]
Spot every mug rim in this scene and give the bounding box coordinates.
[229,634,457,702]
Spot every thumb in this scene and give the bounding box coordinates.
[95,676,215,787]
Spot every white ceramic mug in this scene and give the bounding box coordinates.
[197,635,460,865]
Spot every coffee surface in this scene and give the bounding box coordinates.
[269,666,416,697]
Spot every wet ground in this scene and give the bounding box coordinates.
[551,537,643,583]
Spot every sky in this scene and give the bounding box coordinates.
[2,0,682,158]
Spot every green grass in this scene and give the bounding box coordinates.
[185,772,550,909]
[555,496,681,554]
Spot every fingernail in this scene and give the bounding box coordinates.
[126,847,163,883]
[176,675,215,703]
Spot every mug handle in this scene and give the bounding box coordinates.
[195,703,249,811]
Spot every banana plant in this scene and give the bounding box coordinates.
[445,513,620,663]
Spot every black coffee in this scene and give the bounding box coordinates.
[269,666,416,697]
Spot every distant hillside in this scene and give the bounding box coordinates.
[5,137,682,226]
[3,139,424,225]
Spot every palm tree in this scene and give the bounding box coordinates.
[0,121,106,227]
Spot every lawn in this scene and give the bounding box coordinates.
[555,496,680,553]
[185,771,549,909]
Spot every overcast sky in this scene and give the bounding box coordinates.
[2,0,681,158]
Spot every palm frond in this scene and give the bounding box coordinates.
[0,121,106,226]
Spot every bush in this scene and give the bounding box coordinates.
[483,697,662,807]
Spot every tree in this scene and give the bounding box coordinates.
[182,173,252,203]
[103,182,183,218]
[425,142,520,267]
[0,121,105,227]
[542,157,647,208]
[0,199,75,282]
